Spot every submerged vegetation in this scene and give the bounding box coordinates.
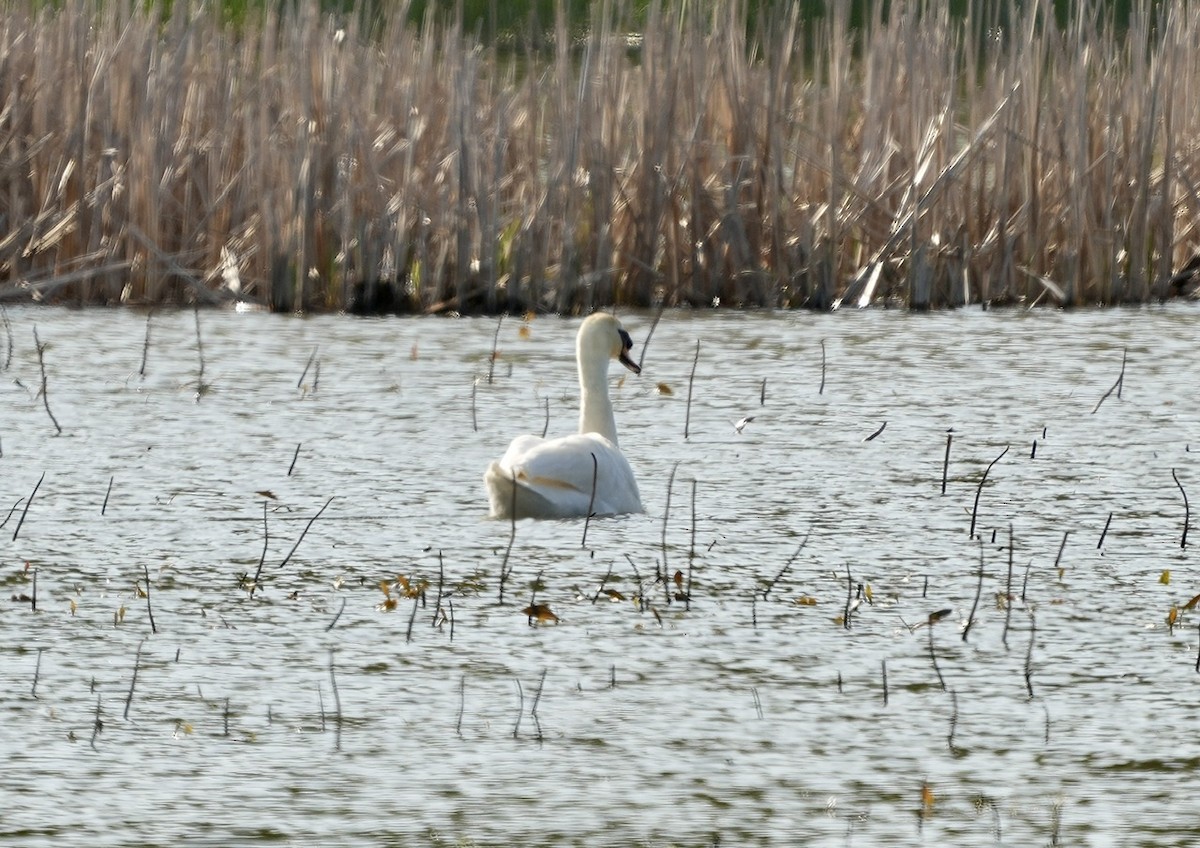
[1,0,1198,312]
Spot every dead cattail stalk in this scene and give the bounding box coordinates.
[969,446,1009,539]
[530,668,547,741]
[278,496,334,570]
[637,300,666,372]
[541,397,549,438]
[684,339,699,440]
[1173,469,1190,549]
[32,328,61,434]
[1091,347,1127,414]
[1002,524,1015,650]
[123,638,145,720]
[581,452,598,547]
[1097,512,1113,550]
[12,472,45,542]
[864,421,887,442]
[962,539,985,642]
[31,568,36,612]
[142,564,157,634]
[941,430,953,494]
[326,597,346,632]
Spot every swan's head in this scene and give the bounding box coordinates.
[579,313,641,376]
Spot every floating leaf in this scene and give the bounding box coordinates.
[69,598,77,616]
[1160,569,1171,585]
[673,570,684,588]
[518,325,532,340]
[377,597,399,612]
[794,595,818,606]
[1168,605,1179,627]
[1183,592,1200,610]
[602,589,626,601]
[378,580,392,596]
[864,584,874,603]
[255,490,277,500]
[921,781,936,814]
[657,382,673,395]
[927,608,953,625]
[522,603,559,624]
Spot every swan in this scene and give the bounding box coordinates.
[484,313,643,519]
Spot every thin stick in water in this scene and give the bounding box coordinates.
[762,533,810,599]
[1091,346,1127,413]
[298,345,319,388]
[456,674,465,738]
[32,647,44,698]
[1024,609,1036,699]
[661,462,679,606]
[1173,468,1189,549]
[12,472,45,542]
[471,379,478,432]
[326,597,346,632]
[685,478,696,611]
[139,310,153,376]
[684,339,700,439]
[193,304,206,401]
[90,695,103,749]
[249,500,269,598]
[962,539,985,642]
[288,443,301,477]
[1001,524,1015,650]
[1097,512,1113,550]
[881,659,888,706]
[581,452,598,548]
[143,564,157,634]
[760,377,767,406]
[405,594,420,643]
[33,327,62,434]
[278,496,334,570]
[941,430,953,494]
[637,298,667,371]
[487,313,504,384]
[541,396,550,438]
[102,475,114,515]
[819,339,827,394]
[969,446,1009,539]
[498,471,517,604]
[329,649,342,749]
[591,561,614,604]
[512,677,524,739]
[124,638,145,720]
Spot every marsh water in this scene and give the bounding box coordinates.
[2,304,1200,846]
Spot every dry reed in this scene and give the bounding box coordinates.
[0,1,1196,312]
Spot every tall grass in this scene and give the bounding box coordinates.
[0,0,1197,312]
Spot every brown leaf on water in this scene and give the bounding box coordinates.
[673,570,684,588]
[602,589,626,601]
[794,595,818,606]
[395,575,426,598]
[927,608,953,625]
[657,382,673,395]
[255,490,276,500]
[377,596,399,612]
[920,781,936,816]
[1168,605,1179,628]
[1183,592,1200,610]
[518,325,532,340]
[522,603,559,624]
[523,311,536,323]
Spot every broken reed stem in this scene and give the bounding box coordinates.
[192,304,205,401]
[32,647,43,698]
[278,496,334,570]
[329,649,342,750]
[139,310,152,376]
[661,461,679,606]
[819,339,827,394]
[0,305,13,370]
[1021,557,1032,603]
[471,379,478,432]
[751,591,758,630]
[760,377,767,406]
[31,568,37,612]
[591,560,614,604]
[637,297,667,371]
[32,327,62,435]
[1091,346,1127,413]
[941,430,953,494]
[527,569,543,626]
[326,597,346,631]
[530,669,547,717]
[685,478,696,611]
[142,564,157,634]
[947,688,959,752]
[456,674,465,738]
[881,659,888,706]
[249,500,269,598]
[1053,530,1070,571]
[581,452,598,548]
[124,638,145,720]
[969,446,1009,539]
[541,397,549,438]
[498,471,518,604]
[12,472,45,542]
[963,539,985,642]
[433,550,445,626]
[90,695,103,749]
[487,313,503,384]
[405,593,420,643]
[1173,468,1189,549]
[447,598,455,641]
[288,443,301,476]
[298,345,319,388]
[843,564,854,630]
[512,677,524,739]
[762,533,810,599]
[928,621,946,691]
[102,475,114,515]
[1025,609,1036,699]
[684,339,700,439]
[1002,523,1015,650]
[1097,512,1113,550]
[223,697,230,737]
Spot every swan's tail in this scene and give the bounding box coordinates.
[484,462,554,519]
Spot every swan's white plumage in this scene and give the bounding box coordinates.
[485,314,643,519]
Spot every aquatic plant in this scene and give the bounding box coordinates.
[0,0,1198,311]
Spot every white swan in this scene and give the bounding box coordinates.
[484,313,643,519]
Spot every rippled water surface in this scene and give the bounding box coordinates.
[3,305,1200,846]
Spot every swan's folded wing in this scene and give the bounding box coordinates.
[493,433,642,517]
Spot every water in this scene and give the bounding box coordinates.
[2,304,1199,846]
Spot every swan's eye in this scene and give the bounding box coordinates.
[618,328,633,351]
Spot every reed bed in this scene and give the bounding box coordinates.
[1,0,1199,312]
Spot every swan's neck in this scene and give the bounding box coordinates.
[578,351,619,444]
